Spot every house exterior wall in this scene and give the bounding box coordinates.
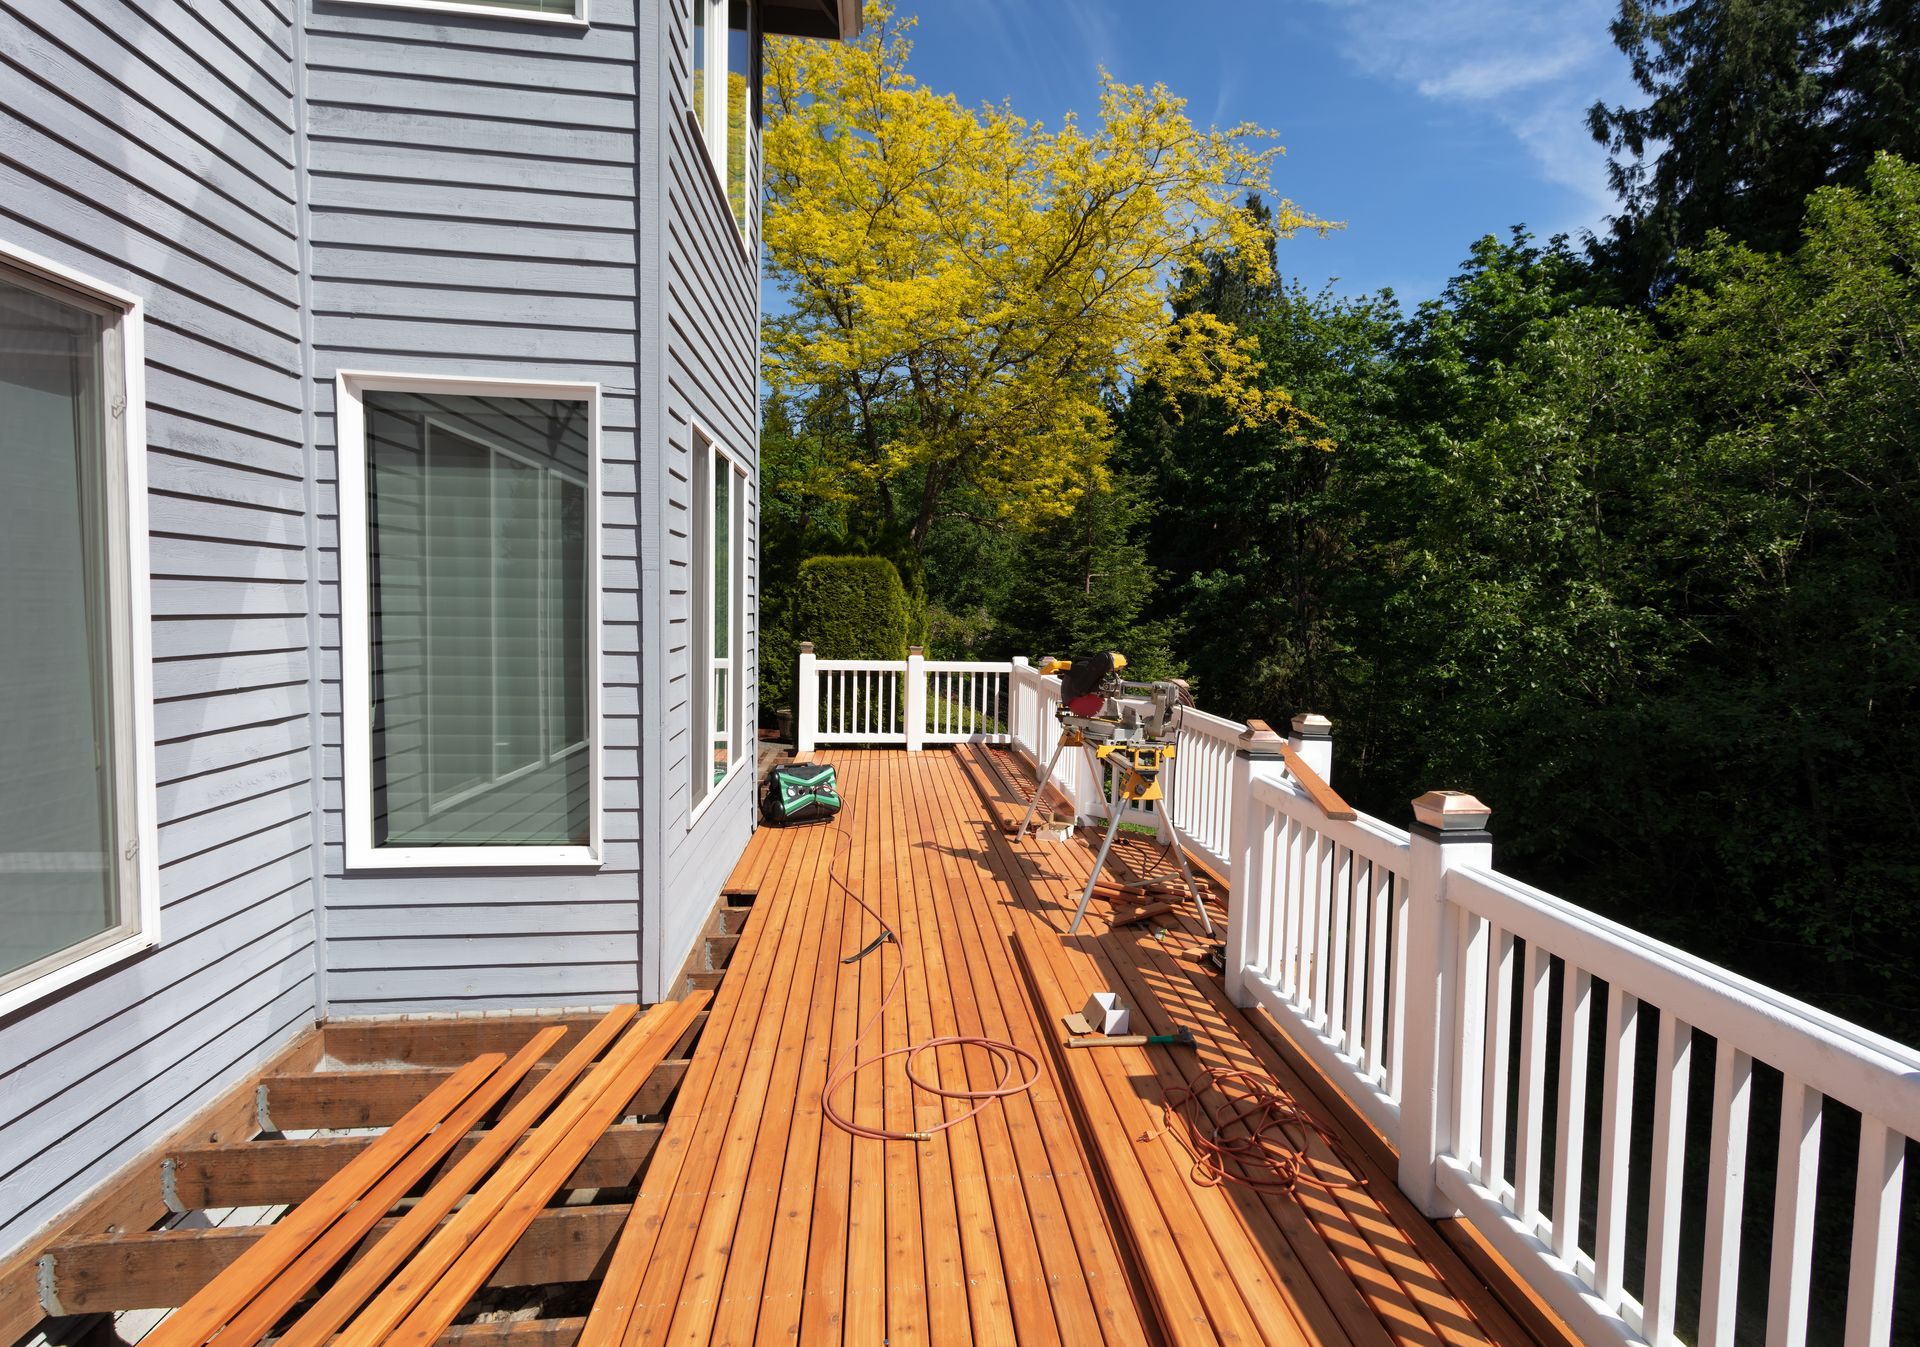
[0,0,320,1263]
[0,0,784,1276]
[304,0,654,1015]
[643,0,764,999]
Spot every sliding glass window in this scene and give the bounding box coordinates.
[0,250,154,1012]
[340,377,599,867]
[690,431,746,817]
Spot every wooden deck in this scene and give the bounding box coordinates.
[584,748,1560,1347]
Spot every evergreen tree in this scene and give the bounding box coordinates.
[1588,0,1920,298]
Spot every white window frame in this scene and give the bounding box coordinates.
[692,0,730,177]
[327,0,589,26]
[688,423,748,824]
[0,239,159,1019]
[336,370,603,871]
[691,0,757,250]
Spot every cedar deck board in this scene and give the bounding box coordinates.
[20,749,1558,1347]
[1,1027,325,1341]
[967,742,1551,1347]
[592,747,1556,1347]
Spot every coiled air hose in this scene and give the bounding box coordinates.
[821,826,1041,1141]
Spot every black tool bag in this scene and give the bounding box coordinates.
[761,762,842,825]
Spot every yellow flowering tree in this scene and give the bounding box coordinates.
[763,4,1334,549]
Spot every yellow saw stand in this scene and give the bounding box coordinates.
[1017,727,1212,937]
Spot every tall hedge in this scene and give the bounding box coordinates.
[795,554,911,659]
[764,555,911,711]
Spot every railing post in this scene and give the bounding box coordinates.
[1399,789,1493,1217]
[1225,719,1286,1007]
[796,642,818,755]
[1009,657,1030,753]
[1289,712,1334,783]
[904,646,927,751]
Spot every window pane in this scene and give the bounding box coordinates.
[711,458,731,783]
[493,454,542,775]
[732,469,746,766]
[692,0,710,135]
[713,466,731,662]
[366,392,591,848]
[547,474,588,754]
[0,272,119,980]
[728,2,753,231]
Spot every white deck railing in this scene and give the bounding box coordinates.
[796,645,1012,750]
[792,646,1917,1347]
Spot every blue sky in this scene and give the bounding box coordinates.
[893,0,1642,307]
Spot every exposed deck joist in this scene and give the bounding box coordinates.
[7,1007,712,1345]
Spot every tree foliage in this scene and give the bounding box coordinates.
[1588,0,1920,296]
[762,3,1331,549]
[1127,158,1920,1035]
[754,1,1920,1048]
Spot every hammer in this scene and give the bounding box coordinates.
[1065,1026,1196,1050]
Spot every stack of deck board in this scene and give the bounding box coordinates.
[135,995,707,1347]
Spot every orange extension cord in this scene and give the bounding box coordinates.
[821,826,1041,1142]
[1146,1065,1369,1195]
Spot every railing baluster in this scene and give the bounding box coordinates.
[1699,1044,1752,1347]
[1452,906,1490,1173]
[1515,941,1552,1225]
[1368,862,1392,1086]
[1552,966,1593,1262]
[1312,834,1335,1025]
[1594,986,1640,1308]
[1345,856,1370,1060]
[1767,1079,1823,1347]
[1845,1115,1905,1347]
[1481,926,1516,1195]
[1643,1011,1693,1345]
[1329,844,1352,1047]
[1284,818,1307,999]
[1257,806,1281,983]
[1388,870,1409,1098]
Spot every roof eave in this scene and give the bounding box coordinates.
[761,0,861,41]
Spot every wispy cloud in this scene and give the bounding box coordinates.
[964,0,1120,120]
[1310,0,1635,230]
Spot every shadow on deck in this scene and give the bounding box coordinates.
[608,746,1572,1347]
[2,748,1575,1347]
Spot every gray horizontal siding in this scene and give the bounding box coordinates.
[2,0,777,1279]
[306,0,647,1015]
[643,0,762,998]
[0,0,317,1264]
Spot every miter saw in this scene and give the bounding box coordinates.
[1014,652,1213,936]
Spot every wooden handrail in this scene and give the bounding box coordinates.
[1277,744,1356,820]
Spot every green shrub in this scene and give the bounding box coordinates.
[795,555,912,658]
[764,555,911,711]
